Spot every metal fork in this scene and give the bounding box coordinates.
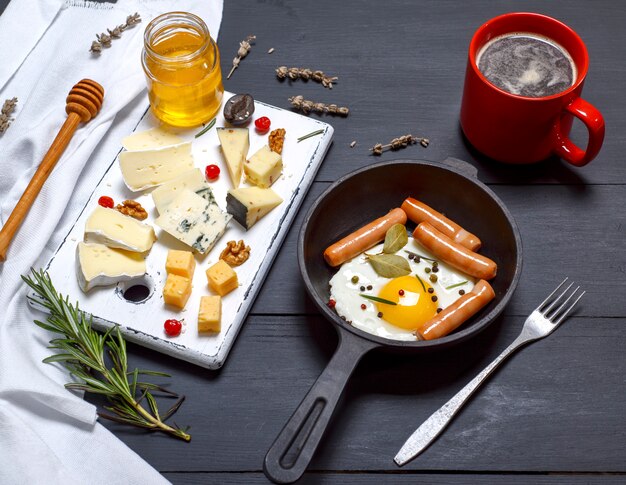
[394,278,585,466]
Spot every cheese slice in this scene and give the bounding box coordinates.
[151,168,215,214]
[226,187,283,230]
[119,142,194,191]
[122,128,184,151]
[85,206,156,252]
[155,189,232,254]
[217,127,249,188]
[76,242,146,292]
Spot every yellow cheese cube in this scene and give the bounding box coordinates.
[206,260,238,296]
[163,274,192,309]
[198,296,221,332]
[166,249,196,278]
[244,145,283,188]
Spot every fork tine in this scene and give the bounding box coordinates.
[536,277,568,312]
[554,290,585,325]
[546,285,579,320]
[542,280,574,315]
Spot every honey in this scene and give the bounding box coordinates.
[142,12,224,127]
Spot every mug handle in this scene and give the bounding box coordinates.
[553,97,605,167]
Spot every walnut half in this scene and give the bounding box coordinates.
[220,240,251,267]
[115,199,148,220]
[269,128,286,154]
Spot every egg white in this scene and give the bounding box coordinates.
[329,238,476,341]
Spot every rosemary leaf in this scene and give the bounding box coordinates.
[445,280,469,290]
[22,269,191,442]
[194,118,216,138]
[360,294,398,306]
[297,129,325,142]
[415,274,426,293]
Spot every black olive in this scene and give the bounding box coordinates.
[223,93,255,125]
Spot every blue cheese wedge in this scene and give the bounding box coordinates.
[226,186,283,230]
[119,142,194,191]
[244,145,283,188]
[76,242,146,292]
[85,206,156,252]
[217,127,249,188]
[122,127,184,151]
[152,168,215,214]
[155,189,232,254]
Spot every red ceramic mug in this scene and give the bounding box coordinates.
[460,12,605,166]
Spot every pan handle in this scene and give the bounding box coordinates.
[442,157,478,179]
[263,329,379,484]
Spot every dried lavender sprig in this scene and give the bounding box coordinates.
[276,66,338,89]
[370,134,429,155]
[288,95,349,116]
[227,35,256,79]
[90,12,141,54]
[0,97,18,134]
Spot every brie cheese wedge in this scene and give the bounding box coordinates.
[76,242,146,292]
[85,206,156,253]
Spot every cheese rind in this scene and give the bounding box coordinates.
[76,242,146,292]
[152,168,215,214]
[198,296,221,332]
[206,260,238,296]
[119,142,194,191]
[166,249,196,279]
[244,145,283,188]
[226,187,283,230]
[85,206,156,252]
[122,128,184,151]
[217,128,249,188]
[163,274,192,309]
[155,189,232,254]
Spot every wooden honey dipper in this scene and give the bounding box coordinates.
[0,79,104,262]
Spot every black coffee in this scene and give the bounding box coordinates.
[476,32,576,98]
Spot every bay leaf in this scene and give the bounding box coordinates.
[367,253,411,278]
[383,223,408,254]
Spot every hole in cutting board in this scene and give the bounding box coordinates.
[116,274,155,304]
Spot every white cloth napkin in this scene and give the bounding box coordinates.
[0,0,223,483]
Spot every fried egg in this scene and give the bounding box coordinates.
[329,238,476,341]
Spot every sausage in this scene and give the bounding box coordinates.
[413,222,497,280]
[401,197,481,251]
[417,279,495,340]
[323,208,407,267]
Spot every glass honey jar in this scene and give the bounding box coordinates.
[142,12,224,127]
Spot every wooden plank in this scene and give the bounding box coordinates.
[251,183,626,317]
[92,314,626,473]
[162,472,626,484]
[219,0,626,185]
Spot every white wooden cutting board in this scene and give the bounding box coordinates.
[27,92,333,369]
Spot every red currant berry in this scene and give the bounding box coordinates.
[255,116,271,133]
[164,319,182,337]
[98,196,114,208]
[327,299,336,309]
[205,164,220,180]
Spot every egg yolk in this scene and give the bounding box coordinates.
[376,275,437,330]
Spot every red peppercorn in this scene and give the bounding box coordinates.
[398,289,405,296]
[327,299,336,308]
[164,319,182,337]
[205,164,220,180]
[360,303,366,310]
[98,196,114,208]
[255,116,271,133]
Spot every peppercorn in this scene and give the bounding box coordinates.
[415,256,421,263]
[351,276,359,284]
[459,289,465,295]
[432,266,439,273]
[377,312,383,318]
[431,295,438,302]
[367,285,373,290]
[408,253,414,260]
[398,289,405,296]
[360,303,366,310]
[427,287,434,294]
[429,274,438,283]
[425,267,431,273]
[432,261,438,267]
[436,308,442,313]
[360,286,365,292]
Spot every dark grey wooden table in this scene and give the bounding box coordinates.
[5,0,625,483]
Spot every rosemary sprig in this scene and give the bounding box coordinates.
[445,280,468,290]
[194,118,216,138]
[360,294,397,306]
[404,250,437,263]
[22,269,191,442]
[297,129,324,142]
